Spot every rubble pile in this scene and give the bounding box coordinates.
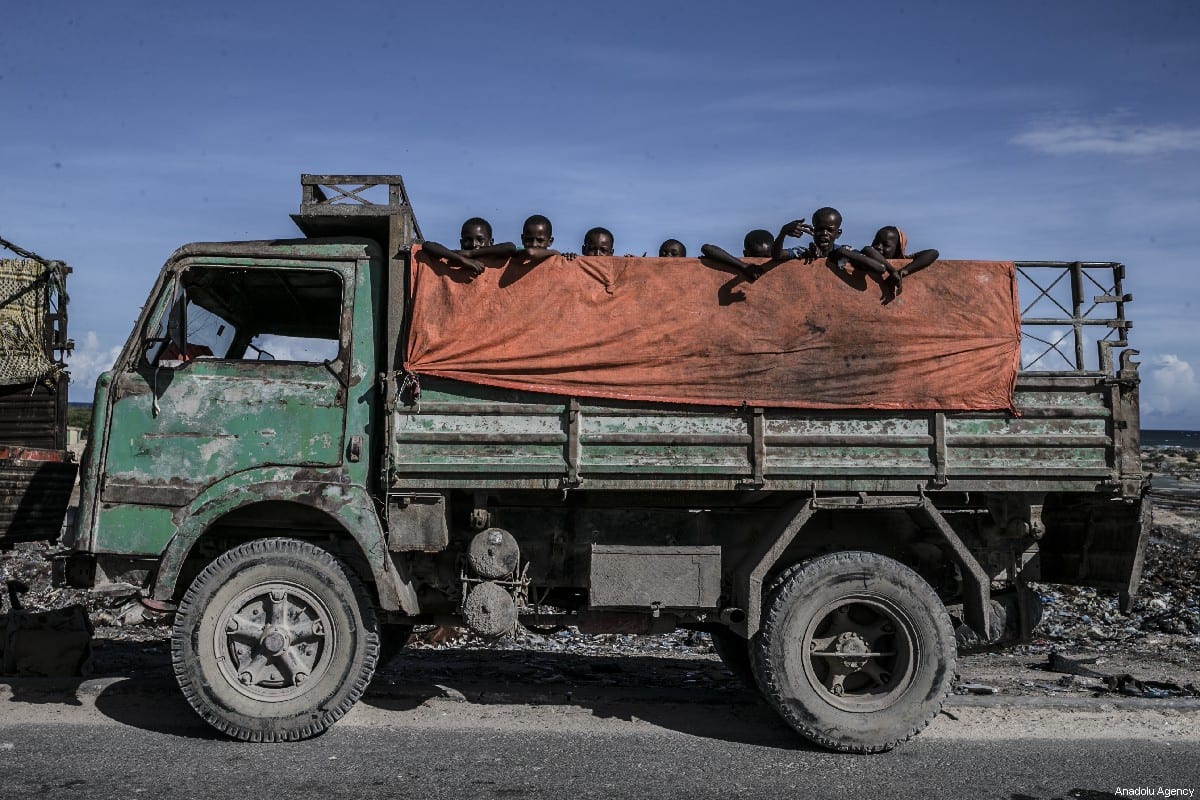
[0,541,170,644]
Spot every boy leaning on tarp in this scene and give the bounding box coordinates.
[700,227,775,282]
[420,217,515,278]
[858,226,940,298]
[420,214,577,278]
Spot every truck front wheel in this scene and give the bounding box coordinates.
[750,551,955,753]
[171,537,379,741]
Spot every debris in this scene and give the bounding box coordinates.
[956,682,998,695]
[1099,674,1200,699]
[1047,650,1105,678]
[433,684,467,701]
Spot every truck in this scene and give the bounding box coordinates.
[49,175,1149,752]
[0,236,76,550]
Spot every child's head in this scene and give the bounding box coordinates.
[871,226,906,259]
[743,229,773,258]
[810,207,843,254]
[658,239,686,258]
[459,217,494,250]
[583,227,615,257]
[521,215,554,249]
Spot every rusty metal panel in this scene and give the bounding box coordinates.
[1038,493,1149,591]
[765,416,932,473]
[0,450,76,546]
[392,405,568,474]
[390,375,1124,492]
[580,408,751,475]
[0,379,64,449]
[588,545,721,609]
[386,493,448,552]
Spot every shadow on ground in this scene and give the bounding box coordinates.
[366,647,810,750]
[4,637,808,748]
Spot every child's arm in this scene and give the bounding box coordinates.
[701,244,763,282]
[898,249,940,278]
[522,247,578,262]
[462,242,519,259]
[861,245,904,292]
[833,246,888,276]
[772,219,813,260]
[421,241,486,277]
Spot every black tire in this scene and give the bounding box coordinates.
[750,551,956,753]
[710,628,755,688]
[171,537,379,742]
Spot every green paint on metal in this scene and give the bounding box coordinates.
[93,503,176,555]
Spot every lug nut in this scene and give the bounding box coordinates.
[239,672,253,686]
[270,591,285,602]
[831,684,844,696]
[311,621,324,636]
[294,672,308,686]
[226,619,238,632]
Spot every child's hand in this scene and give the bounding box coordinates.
[563,251,578,261]
[780,219,810,239]
[887,266,903,296]
[461,258,486,278]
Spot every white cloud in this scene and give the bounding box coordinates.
[66,331,123,398]
[1012,118,1200,157]
[1141,354,1200,424]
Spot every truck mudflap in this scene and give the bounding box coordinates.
[1038,490,1152,611]
[0,446,77,549]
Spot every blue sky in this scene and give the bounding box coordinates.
[3,0,1199,427]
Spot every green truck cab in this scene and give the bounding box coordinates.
[56,175,1149,752]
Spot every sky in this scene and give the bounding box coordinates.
[3,0,1199,428]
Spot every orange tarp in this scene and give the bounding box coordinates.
[405,248,1021,411]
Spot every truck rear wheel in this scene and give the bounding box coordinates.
[171,537,379,741]
[750,551,955,753]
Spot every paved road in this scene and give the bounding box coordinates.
[2,671,1197,800]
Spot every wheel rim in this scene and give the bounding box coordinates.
[794,594,918,713]
[212,580,337,702]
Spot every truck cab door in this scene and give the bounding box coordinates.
[96,260,353,520]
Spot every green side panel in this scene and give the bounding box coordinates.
[392,375,1123,492]
[93,503,176,555]
[104,364,344,488]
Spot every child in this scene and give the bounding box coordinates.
[520,214,576,262]
[583,227,615,257]
[742,229,773,258]
[700,228,775,282]
[775,209,914,290]
[658,239,687,257]
[421,217,516,277]
[772,207,848,262]
[861,226,940,296]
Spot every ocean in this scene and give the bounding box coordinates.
[1142,429,1200,449]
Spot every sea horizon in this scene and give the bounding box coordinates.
[1142,429,1200,449]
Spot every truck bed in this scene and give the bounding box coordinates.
[389,371,1137,495]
